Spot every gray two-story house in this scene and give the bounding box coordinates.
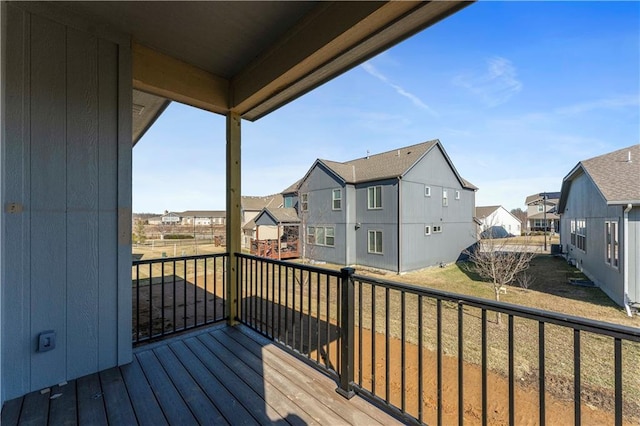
[287,140,477,273]
[558,145,640,312]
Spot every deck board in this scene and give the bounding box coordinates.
[48,381,77,425]
[1,324,404,425]
[99,368,137,425]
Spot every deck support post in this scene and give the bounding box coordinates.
[226,111,241,325]
[336,267,356,399]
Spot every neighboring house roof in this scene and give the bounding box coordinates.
[475,205,523,224]
[255,207,301,226]
[281,179,302,195]
[475,205,500,218]
[241,194,284,211]
[305,140,477,189]
[559,144,640,213]
[525,192,561,206]
[179,210,225,218]
[242,219,256,231]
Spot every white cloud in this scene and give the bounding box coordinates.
[554,95,640,115]
[361,62,438,116]
[453,56,522,107]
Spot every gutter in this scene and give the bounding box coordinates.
[624,204,633,316]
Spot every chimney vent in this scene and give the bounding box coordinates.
[366,150,370,159]
[628,151,632,162]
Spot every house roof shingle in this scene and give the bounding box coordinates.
[475,205,500,218]
[241,194,283,211]
[263,207,300,224]
[579,144,640,203]
[315,140,476,189]
[525,192,561,206]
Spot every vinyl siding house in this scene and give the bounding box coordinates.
[558,145,640,311]
[179,210,226,226]
[1,0,472,408]
[525,192,560,233]
[476,205,521,238]
[296,140,477,273]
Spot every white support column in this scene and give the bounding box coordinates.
[226,112,241,325]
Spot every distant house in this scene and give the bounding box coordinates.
[179,210,226,226]
[287,140,477,273]
[160,211,181,225]
[525,192,560,232]
[558,145,640,310]
[250,207,301,260]
[241,194,284,247]
[476,205,521,238]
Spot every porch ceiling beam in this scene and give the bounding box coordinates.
[232,1,470,120]
[132,42,229,114]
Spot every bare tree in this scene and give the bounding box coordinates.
[465,222,536,324]
[133,219,147,244]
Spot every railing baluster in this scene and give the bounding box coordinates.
[149,263,153,339]
[316,272,321,364]
[194,259,198,327]
[326,274,331,368]
[458,302,464,426]
[172,260,176,333]
[372,283,377,396]
[308,270,312,356]
[299,268,304,353]
[574,329,581,426]
[272,262,276,337]
[539,321,546,426]
[135,264,140,342]
[481,309,487,426]
[615,338,622,426]
[401,291,406,414]
[509,315,515,426]
[183,258,187,331]
[418,295,423,425]
[385,287,390,404]
[203,258,208,323]
[161,261,165,337]
[358,280,363,387]
[437,299,442,426]
[277,263,282,342]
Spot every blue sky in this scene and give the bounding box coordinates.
[133,1,639,214]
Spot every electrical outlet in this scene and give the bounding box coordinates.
[38,331,56,352]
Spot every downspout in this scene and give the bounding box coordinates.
[397,177,402,274]
[623,204,632,316]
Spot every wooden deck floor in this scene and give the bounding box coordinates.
[2,324,402,425]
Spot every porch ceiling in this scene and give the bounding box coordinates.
[52,1,472,140]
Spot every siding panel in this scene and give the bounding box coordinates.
[29,13,68,390]
[97,39,119,370]
[66,27,100,379]
[3,4,32,399]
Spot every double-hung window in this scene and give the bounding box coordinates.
[368,186,382,209]
[332,189,342,210]
[576,219,586,251]
[605,220,619,268]
[368,230,383,254]
[307,226,315,244]
[442,190,448,207]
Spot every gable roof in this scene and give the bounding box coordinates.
[559,144,640,212]
[241,194,283,211]
[475,205,500,218]
[525,192,561,206]
[301,140,476,189]
[255,207,301,225]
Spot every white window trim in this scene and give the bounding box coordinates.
[442,189,448,207]
[332,189,342,211]
[455,190,460,200]
[433,225,442,233]
[368,186,382,210]
[368,230,383,254]
[301,193,309,212]
[576,218,586,252]
[308,225,335,247]
[424,225,431,236]
[425,186,431,197]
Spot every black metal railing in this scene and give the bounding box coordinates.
[132,253,228,344]
[236,253,347,381]
[235,254,640,426]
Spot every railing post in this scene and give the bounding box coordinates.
[336,267,355,399]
